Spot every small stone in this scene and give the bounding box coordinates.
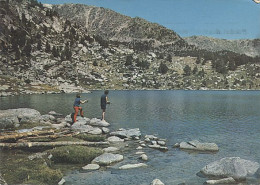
[119,163,147,170]
[136,146,143,150]
[141,143,146,147]
[107,136,124,143]
[82,164,100,171]
[58,178,66,185]
[157,141,166,146]
[140,154,148,161]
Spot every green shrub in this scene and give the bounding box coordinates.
[50,146,103,164]
[74,133,105,142]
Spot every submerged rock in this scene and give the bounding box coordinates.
[177,140,219,152]
[92,153,124,166]
[140,154,148,161]
[201,157,260,180]
[110,128,141,139]
[119,163,147,170]
[103,147,119,153]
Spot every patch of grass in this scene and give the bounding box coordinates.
[1,151,62,185]
[74,133,106,142]
[53,136,83,142]
[49,146,103,164]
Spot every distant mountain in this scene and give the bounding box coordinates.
[184,36,260,57]
[52,4,184,46]
[0,0,259,97]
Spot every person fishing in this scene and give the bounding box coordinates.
[101,90,110,121]
[73,93,88,123]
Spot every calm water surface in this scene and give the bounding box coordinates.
[1,90,260,185]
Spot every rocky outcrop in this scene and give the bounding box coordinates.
[185,36,260,57]
[0,108,41,129]
[175,140,219,152]
[200,157,260,180]
[92,153,124,166]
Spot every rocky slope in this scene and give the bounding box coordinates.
[185,36,260,57]
[0,0,259,96]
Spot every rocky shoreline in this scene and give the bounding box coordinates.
[0,108,260,185]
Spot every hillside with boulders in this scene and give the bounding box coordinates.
[184,36,260,57]
[0,0,259,96]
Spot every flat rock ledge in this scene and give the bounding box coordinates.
[175,140,219,152]
[200,157,260,180]
[119,163,147,170]
[92,153,124,166]
[205,177,236,184]
[148,144,168,151]
[151,179,164,185]
[82,164,100,171]
[110,128,141,139]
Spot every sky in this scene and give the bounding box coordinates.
[38,0,260,40]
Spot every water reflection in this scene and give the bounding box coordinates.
[1,90,260,184]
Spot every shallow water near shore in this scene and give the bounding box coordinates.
[1,90,260,184]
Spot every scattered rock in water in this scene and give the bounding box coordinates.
[41,114,56,122]
[205,177,236,184]
[151,179,164,185]
[176,140,219,152]
[119,163,147,170]
[89,118,110,127]
[140,154,148,161]
[103,147,119,153]
[136,146,143,150]
[110,128,141,139]
[82,164,100,171]
[145,135,158,140]
[107,136,124,143]
[157,140,166,146]
[92,153,124,166]
[148,144,168,151]
[200,157,260,180]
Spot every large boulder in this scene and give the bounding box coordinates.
[0,108,41,129]
[110,128,141,139]
[92,153,123,166]
[89,118,110,127]
[200,157,260,180]
[177,140,219,152]
[71,124,102,135]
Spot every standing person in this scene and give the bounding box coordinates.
[101,90,110,121]
[73,94,88,123]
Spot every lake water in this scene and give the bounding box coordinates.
[1,90,260,185]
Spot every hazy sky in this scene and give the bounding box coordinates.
[38,0,260,40]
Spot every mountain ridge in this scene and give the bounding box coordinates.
[0,0,259,96]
